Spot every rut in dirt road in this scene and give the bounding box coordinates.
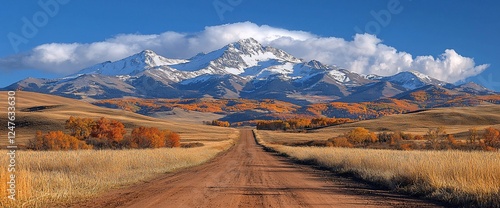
[75,129,445,208]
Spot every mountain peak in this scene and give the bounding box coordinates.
[455,82,493,94]
[237,37,260,45]
[383,70,446,90]
[139,49,157,56]
[407,70,432,80]
[305,60,330,70]
[73,49,187,76]
[226,38,265,55]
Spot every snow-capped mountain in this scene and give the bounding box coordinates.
[382,71,446,90]
[75,50,188,76]
[4,38,494,103]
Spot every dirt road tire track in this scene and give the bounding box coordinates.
[73,129,445,208]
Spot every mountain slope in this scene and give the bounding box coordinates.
[75,50,188,76]
[4,38,496,104]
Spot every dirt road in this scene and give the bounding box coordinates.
[76,129,444,208]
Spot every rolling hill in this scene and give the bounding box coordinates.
[0,91,237,146]
[317,103,500,137]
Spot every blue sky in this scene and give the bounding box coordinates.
[1,0,499,90]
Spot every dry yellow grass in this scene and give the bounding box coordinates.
[255,130,500,207]
[256,104,500,143]
[0,139,234,208]
[0,91,239,207]
[319,104,500,136]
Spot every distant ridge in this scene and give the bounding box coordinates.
[3,38,496,104]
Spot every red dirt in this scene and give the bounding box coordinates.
[73,129,444,208]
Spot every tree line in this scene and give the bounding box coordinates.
[256,118,353,131]
[325,127,500,151]
[27,116,180,151]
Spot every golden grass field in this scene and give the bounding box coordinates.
[255,105,500,208]
[259,104,500,144]
[0,91,239,207]
[0,140,234,208]
[0,91,238,146]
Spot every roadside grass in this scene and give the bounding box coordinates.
[0,139,235,208]
[255,130,500,207]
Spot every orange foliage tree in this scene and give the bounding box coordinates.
[343,127,378,144]
[328,137,354,148]
[65,116,95,140]
[207,120,230,127]
[483,127,500,149]
[91,117,127,144]
[128,126,180,148]
[27,131,92,150]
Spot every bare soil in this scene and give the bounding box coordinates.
[73,129,445,208]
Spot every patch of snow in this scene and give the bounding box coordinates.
[116,75,132,81]
[363,74,383,80]
[328,70,350,83]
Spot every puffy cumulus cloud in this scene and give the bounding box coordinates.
[0,21,488,82]
[412,50,489,83]
[266,34,487,83]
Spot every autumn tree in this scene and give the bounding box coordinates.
[425,127,447,150]
[209,120,230,127]
[128,126,180,148]
[91,117,126,143]
[413,135,425,140]
[344,127,377,144]
[467,128,479,144]
[65,116,95,140]
[483,127,500,149]
[164,130,181,148]
[328,137,353,148]
[444,134,458,149]
[257,120,290,130]
[27,131,92,151]
[390,131,403,145]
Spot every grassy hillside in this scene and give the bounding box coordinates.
[93,94,500,124]
[259,104,500,144]
[322,103,500,135]
[0,91,239,207]
[0,91,238,146]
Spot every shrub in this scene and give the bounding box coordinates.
[181,142,205,148]
[207,120,230,127]
[328,137,354,148]
[468,128,479,144]
[129,126,181,148]
[344,127,378,144]
[483,127,500,149]
[27,131,92,151]
[377,132,392,143]
[413,135,425,140]
[425,127,447,150]
[399,143,412,151]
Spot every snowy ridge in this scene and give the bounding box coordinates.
[11,38,492,104]
[74,50,187,76]
[383,71,446,90]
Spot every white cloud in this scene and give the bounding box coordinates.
[0,21,488,83]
